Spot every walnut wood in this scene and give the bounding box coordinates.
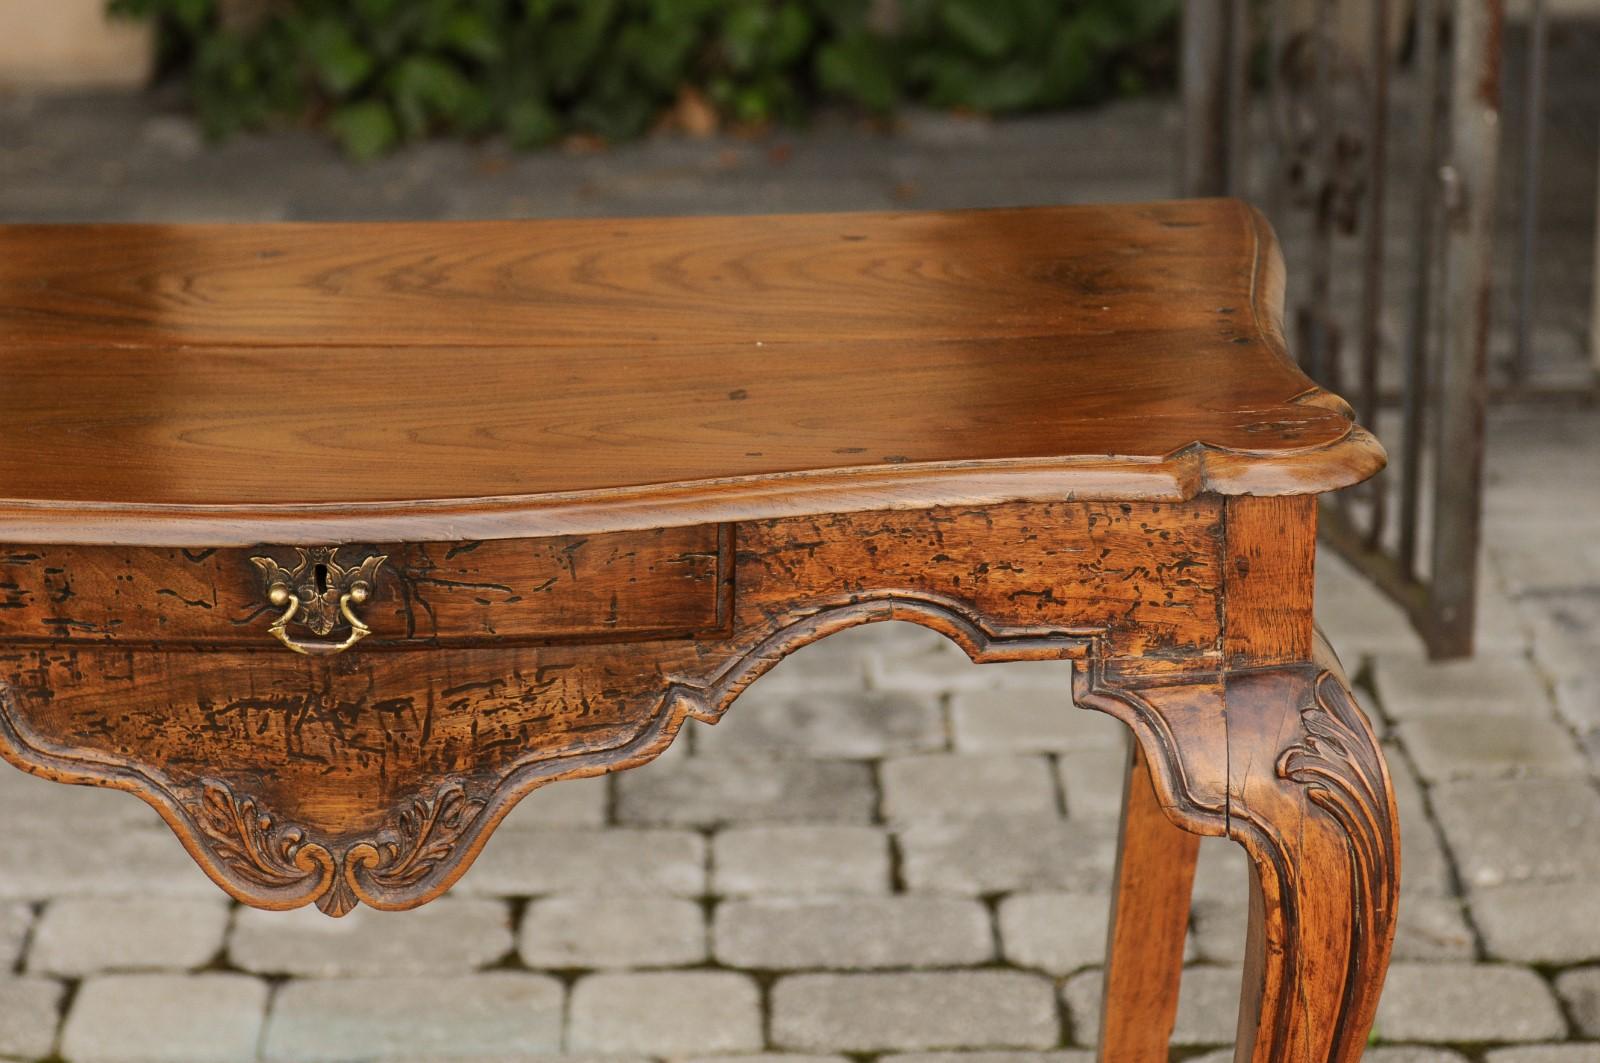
[1098,740,1200,1063]
[1227,638,1399,1063]
[0,527,727,645]
[0,201,1397,1059]
[1222,495,1317,667]
[0,500,1227,909]
[0,200,1382,546]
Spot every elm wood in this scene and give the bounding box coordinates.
[0,200,1384,547]
[0,506,1399,1061]
[0,201,1397,1058]
[0,526,727,645]
[0,490,1400,1060]
[1228,639,1399,1063]
[1098,740,1200,1063]
[0,500,1225,916]
[1079,649,1398,1063]
[0,200,1347,349]
[1221,495,1318,668]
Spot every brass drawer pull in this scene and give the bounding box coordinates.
[249,548,387,656]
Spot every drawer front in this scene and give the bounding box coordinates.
[0,525,727,647]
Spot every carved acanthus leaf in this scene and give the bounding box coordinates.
[185,778,487,916]
[1276,669,1399,942]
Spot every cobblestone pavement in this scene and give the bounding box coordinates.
[1,86,1599,1062]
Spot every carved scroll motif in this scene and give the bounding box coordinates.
[189,779,488,916]
[1277,668,1400,944]
[1222,664,1399,1063]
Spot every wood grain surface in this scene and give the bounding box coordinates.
[0,526,726,645]
[0,499,1225,916]
[0,200,1383,546]
[0,197,1397,1059]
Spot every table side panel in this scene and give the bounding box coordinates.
[0,499,1225,915]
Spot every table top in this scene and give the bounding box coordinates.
[0,198,1381,545]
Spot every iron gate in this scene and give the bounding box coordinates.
[1182,0,1505,658]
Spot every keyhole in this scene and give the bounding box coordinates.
[314,563,329,594]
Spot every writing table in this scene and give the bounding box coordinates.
[0,199,1395,1062]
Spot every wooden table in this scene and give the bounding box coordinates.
[0,199,1396,1062]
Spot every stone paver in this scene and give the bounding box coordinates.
[715,896,992,969]
[0,977,63,1062]
[0,801,220,902]
[1061,965,1240,1047]
[0,903,31,970]
[1389,896,1479,962]
[1524,591,1600,705]
[1397,713,1588,782]
[1190,839,1249,904]
[1314,548,1427,661]
[1169,967,1245,1047]
[455,826,705,897]
[232,897,512,976]
[698,689,945,758]
[890,1055,1094,1063]
[773,971,1058,1051]
[997,892,1110,975]
[264,974,564,1062]
[1374,964,1569,1043]
[1373,653,1549,719]
[881,753,1060,821]
[1432,778,1600,888]
[520,896,706,968]
[1487,1048,1600,1063]
[615,757,875,827]
[898,815,1118,895]
[682,1057,849,1063]
[949,690,1125,753]
[63,973,265,1063]
[567,971,762,1054]
[870,640,1074,694]
[28,896,229,976]
[712,825,891,895]
[1055,750,1127,820]
[1188,896,1250,963]
[512,776,610,826]
[1559,967,1600,1038]
[733,623,881,693]
[1474,881,1600,963]
[1389,773,1460,900]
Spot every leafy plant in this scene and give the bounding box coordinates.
[108,0,1177,159]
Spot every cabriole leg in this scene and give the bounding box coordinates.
[1226,647,1400,1062]
[1097,739,1200,1063]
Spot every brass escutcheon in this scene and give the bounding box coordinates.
[248,547,387,656]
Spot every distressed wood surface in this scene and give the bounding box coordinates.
[0,200,1382,546]
[1098,741,1199,1063]
[0,500,1223,915]
[0,501,1398,1061]
[0,199,1396,1059]
[0,526,726,645]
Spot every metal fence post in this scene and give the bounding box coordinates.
[1429,0,1503,656]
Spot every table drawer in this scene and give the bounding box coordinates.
[0,525,728,647]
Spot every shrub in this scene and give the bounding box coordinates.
[109,0,1178,158]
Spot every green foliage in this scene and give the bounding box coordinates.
[109,0,1177,159]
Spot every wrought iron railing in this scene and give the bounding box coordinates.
[1183,0,1505,658]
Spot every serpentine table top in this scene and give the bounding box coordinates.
[0,198,1378,545]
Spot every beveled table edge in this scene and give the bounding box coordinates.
[0,415,1384,546]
